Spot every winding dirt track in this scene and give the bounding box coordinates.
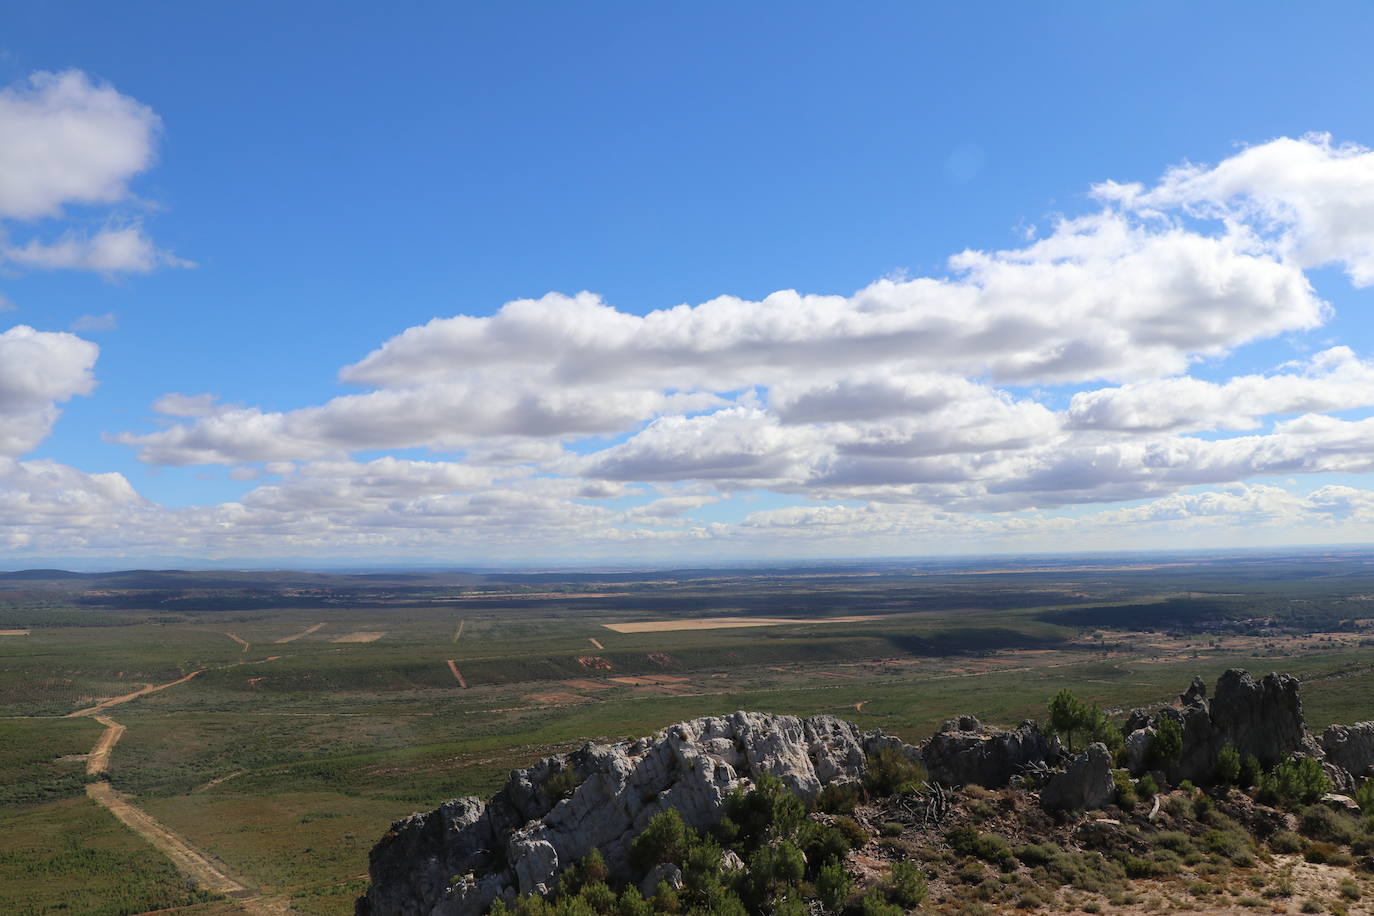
[71,667,295,914]
[446,659,469,688]
[67,669,206,718]
[86,715,126,775]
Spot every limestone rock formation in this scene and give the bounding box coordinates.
[1040,743,1114,812]
[357,711,905,916]
[1122,669,1309,784]
[922,718,1054,789]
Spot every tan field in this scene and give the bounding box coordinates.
[330,631,385,643]
[602,614,885,633]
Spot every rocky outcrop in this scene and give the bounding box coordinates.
[922,717,1054,788]
[1320,722,1374,780]
[357,711,906,916]
[1040,743,1114,812]
[1122,669,1309,784]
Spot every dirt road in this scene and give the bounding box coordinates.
[446,659,469,688]
[274,623,324,643]
[86,715,126,775]
[453,619,465,642]
[67,669,206,718]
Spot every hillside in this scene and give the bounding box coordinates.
[359,670,1374,916]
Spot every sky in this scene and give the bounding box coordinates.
[4,2,1374,567]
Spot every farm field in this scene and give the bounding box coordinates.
[4,551,1374,913]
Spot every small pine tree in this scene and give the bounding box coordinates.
[1216,744,1242,786]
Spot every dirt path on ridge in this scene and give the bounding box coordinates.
[446,659,469,687]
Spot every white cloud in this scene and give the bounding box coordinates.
[0,325,98,456]
[4,225,191,273]
[1066,346,1374,433]
[1101,133,1374,286]
[10,132,1374,561]
[0,70,158,220]
[69,312,118,333]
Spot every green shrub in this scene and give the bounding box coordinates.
[1259,757,1330,808]
[1150,831,1194,854]
[864,748,927,796]
[1240,754,1263,789]
[816,861,852,912]
[1112,769,1138,809]
[798,821,849,870]
[1268,830,1304,854]
[629,809,690,872]
[544,768,580,801]
[1355,778,1374,814]
[614,888,653,916]
[721,771,805,850]
[1137,773,1159,798]
[949,828,1017,872]
[815,781,862,814]
[1146,717,1183,769]
[886,860,928,907]
[858,887,903,916]
[1216,744,1241,786]
[1299,804,1359,844]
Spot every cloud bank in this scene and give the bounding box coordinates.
[11,133,1374,560]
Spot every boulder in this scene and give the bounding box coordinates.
[357,711,909,916]
[1320,722,1374,780]
[922,718,1052,789]
[1040,743,1115,812]
[639,862,683,897]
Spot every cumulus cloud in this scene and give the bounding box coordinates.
[0,71,158,220]
[4,225,191,273]
[0,325,99,456]
[10,133,1374,561]
[1067,347,1374,433]
[1100,133,1374,286]
[0,71,187,275]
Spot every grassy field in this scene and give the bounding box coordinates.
[5,555,1374,913]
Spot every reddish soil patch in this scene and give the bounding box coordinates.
[578,656,613,670]
[247,677,265,687]
[647,652,674,667]
[562,679,614,690]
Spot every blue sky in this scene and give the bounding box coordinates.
[4,3,1374,565]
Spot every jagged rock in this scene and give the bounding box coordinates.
[922,718,1052,789]
[1041,743,1114,812]
[720,850,745,872]
[1320,722,1374,780]
[357,711,908,916]
[1121,669,1309,784]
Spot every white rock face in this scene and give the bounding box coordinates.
[358,711,902,916]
